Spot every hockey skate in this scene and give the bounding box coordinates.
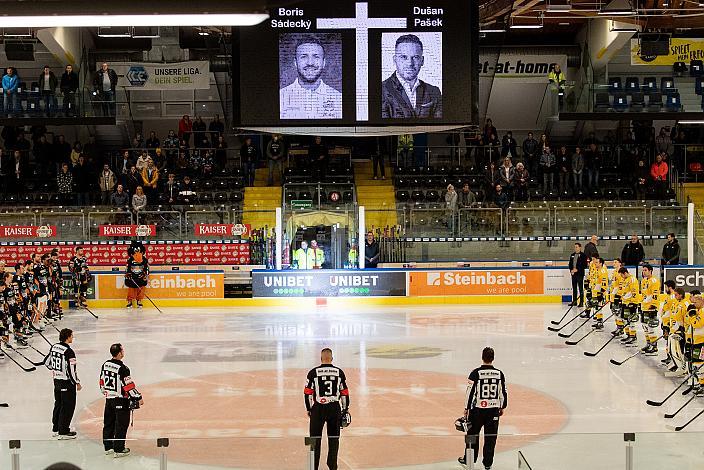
[665,366,687,377]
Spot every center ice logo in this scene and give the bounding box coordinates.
[127,66,148,87]
[427,272,441,286]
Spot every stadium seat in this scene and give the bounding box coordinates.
[298,191,312,200]
[285,191,296,202]
[674,61,688,76]
[35,193,49,205]
[588,188,602,199]
[665,93,682,111]
[643,77,658,95]
[661,77,676,94]
[214,192,228,203]
[603,188,618,200]
[425,190,440,202]
[199,192,213,204]
[630,92,645,111]
[608,77,622,94]
[625,77,640,95]
[411,190,425,202]
[231,168,243,177]
[692,60,704,77]
[342,191,353,203]
[613,92,628,111]
[230,192,243,204]
[620,188,635,200]
[594,92,610,111]
[647,92,663,111]
[48,194,60,205]
[696,77,704,96]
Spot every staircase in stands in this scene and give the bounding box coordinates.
[353,161,398,232]
[680,183,704,255]
[242,168,281,230]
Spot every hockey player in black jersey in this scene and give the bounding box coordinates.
[49,249,63,318]
[3,272,28,349]
[68,246,90,307]
[100,343,143,458]
[458,347,508,470]
[47,328,82,439]
[304,348,350,470]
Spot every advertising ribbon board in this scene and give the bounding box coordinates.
[0,225,56,238]
[98,225,157,237]
[113,61,211,90]
[631,38,704,66]
[95,272,224,299]
[408,270,545,296]
[252,270,407,297]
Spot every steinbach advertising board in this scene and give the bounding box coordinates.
[252,270,407,297]
[94,271,224,300]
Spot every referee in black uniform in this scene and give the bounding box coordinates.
[459,347,507,470]
[304,348,350,470]
[47,328,82,439]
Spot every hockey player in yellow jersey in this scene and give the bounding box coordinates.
[659,280,678,366]
[684,292,704,395]
[613,267,639,343]
[639,264,661,355]
[587,258,609,329]
[581,258,600,318]
[609,258,624,319]
[664,287,689,377]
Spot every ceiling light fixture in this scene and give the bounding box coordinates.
[609,20,640,32]
[0,13,269,28]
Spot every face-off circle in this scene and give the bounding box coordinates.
[80,369,567,469]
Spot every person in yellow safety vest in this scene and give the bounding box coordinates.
[294,241,312,270]
[585,258,609,329]
[659,280,677,366]
[638,264,661,355]
[307,240,325,269]
[398,134,414,168]
[548,63,566,108]
[347,242,358,268]
[664,287,689,377]
[613,267,639,342]
[684,292,704,395]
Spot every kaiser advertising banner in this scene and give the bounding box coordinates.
[0,225,56,238]
[113,61,210,90]
[194,224,251,237]
[96,272,224,299]
[631,38,704,66]
[252,270,407,297]
[98,225,157,237]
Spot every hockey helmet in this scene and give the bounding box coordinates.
[454,416,469,433]
[341,411,352,428]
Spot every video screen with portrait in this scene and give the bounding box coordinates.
[235,0,476,129]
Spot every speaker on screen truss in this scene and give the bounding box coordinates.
[640,34,670,57]
[5,42,34,61]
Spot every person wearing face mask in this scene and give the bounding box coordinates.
[124,248,149,309]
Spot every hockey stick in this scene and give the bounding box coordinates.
[26,343,46,357]
[82,305,99,319]
[610,335,664,366]
[557,304,609,338]
[28,324,53,346]
[565,313,616,345]
[0,403,7,407]
[145,294,163,314]
[551,304,574,325]
[667,407,704,431]
[647,374,694,406]
[547,308,588,332]
[0,346,36,372]
[662,395,697,419]
[584,334,620,357]
[4,343,46,367]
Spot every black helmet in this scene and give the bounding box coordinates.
[454,416,469,433]
[341,411,352,428]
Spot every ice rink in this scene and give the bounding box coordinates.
[1,303,704,469]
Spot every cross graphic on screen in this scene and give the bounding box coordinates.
[317,2,407,121]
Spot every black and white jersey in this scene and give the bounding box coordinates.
[466,365,507,411]
[69,256,89,279]
[24,270,36,295]
[33,264,50,295]
[46,342,80,384]
[304,364,349,411]
[99,359,142,400]
[50,259,63,281]
[3,283,19,311]
[13,274,28,300]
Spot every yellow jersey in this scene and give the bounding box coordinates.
[618,274,640,304]
[685,306,704,345]
[590,265,609,295]
[665,297,689,332]
[609,270,623,301]
[639,276,661,309]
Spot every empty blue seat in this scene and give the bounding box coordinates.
[594,92,610,111]
[665,92,682,112]
[648,92,663,111]
[643,77,658,94]
[661,77,676,94]
[625,77,640,94]
[696,77,704,96]
[609,77,623,94]
[613,92,628,111]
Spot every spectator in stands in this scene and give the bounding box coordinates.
[135,151,150,172]
[57,163,74,205]
[11,150,27,192]
[192,116,208,148]
[99,163,116,205]
[460,183,477,207]
[662,233,680,266]
[267,134,285,186]
[483,162,499,195]
[240,137,258,187]
[70,142,82,166]
[163,130,179,169]
[15,130,30,154]
[501,131,518,159]
[584,234,599,262]
[110,184,130,210]
[93,62,117,116]
[60,64,79,117]
[650,153,669,198]
[487,132,500,163]
[585,143,601,189]
[209,114,225,144]
[539,146,556,193]
[131,186,147,213]
[548,63,566,109]
[178,114,192,147]
[498,156,514,192]
[582,131,598,148]
[73,155,92,206]
[199,149,215,177]
[54,135,72,168]
[163,173,179,205]
[1,125,17,149]
[513,162,529,202]
[2,67,19,116]
[118,150,134,183]
[141,160,159,201]
[445,184,458,216]
[33,134,51,177]
[0,149,8,188]
[178,175,196,204]
[215,135,228,171]
[621,233,645,266]
[176,140,190,171]
[364,231,380,268]
[655,127,674,157]
[482,118,497,143]
[556,146,571,194]
[126,165,141,195]
[522,132,539,176]
[571,146,584,190]
[397,134,414,167]
[634,159,649,200]
[39,66,58,117]
[145,131,160,152]
[539,133,550,152]
[310,136,330,176]
[493,183,509,211]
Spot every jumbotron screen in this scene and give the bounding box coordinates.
[236,0,476,130]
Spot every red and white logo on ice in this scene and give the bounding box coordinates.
[194,224,251,237]
[0,225,56,238]
[98,225,157,237]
